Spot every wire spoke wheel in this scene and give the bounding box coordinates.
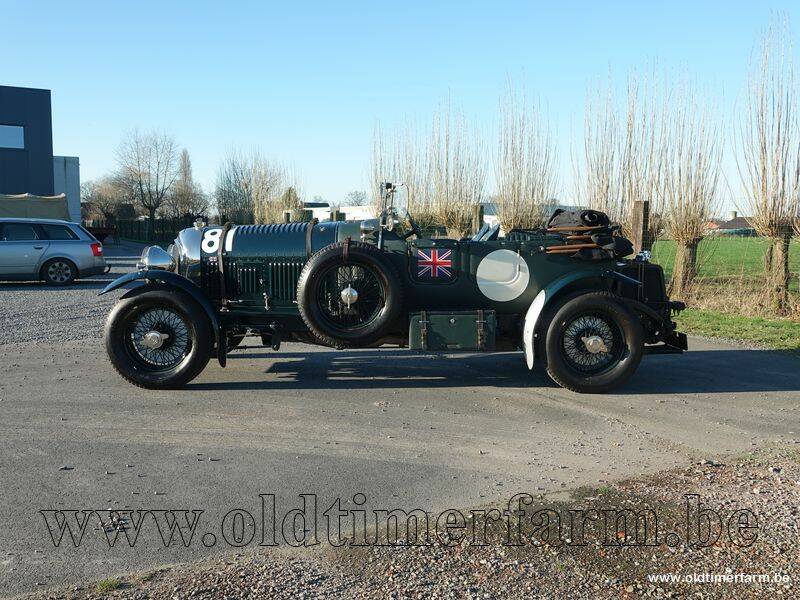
[125,306,192,370]
[560,312,624,375]
[315,263,385,332]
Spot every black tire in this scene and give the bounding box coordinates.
[297,241,403,347]
[41,258,77,285]
[541,291,643,393]
[104,286,213,389]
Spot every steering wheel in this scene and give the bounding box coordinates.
[400,211,423,240]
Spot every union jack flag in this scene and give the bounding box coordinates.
[417,248,453,279]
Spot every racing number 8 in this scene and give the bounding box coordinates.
[201,228,222,254]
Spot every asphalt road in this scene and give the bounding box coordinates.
[1,245,799,596]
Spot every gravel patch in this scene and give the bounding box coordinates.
[17,444,799,599]
[0,242,144,346]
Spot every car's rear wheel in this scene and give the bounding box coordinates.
[41,258,76,285]
[542,292,643,393]
[104,287,212,389]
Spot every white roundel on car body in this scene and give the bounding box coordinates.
[476,249,530,302]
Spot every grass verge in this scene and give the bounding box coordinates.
[675,307,800,352]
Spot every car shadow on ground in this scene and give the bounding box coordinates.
[188,348,800,394]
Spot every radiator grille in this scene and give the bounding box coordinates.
[267,260,304,303]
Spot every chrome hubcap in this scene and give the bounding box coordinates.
[340,285,359,307]
[140,330,170,349]
[128,308,190,368]
[581,335,608,354]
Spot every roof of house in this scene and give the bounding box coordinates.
[717,216,753,230]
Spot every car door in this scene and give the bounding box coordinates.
[0,223,50,276]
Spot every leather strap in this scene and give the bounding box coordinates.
[306,218,318,259]
[218,222,232,301]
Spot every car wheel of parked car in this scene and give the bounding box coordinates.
[104,286,213,389]
[297,241,403,347]
[41,258,77,285]
[542,291,643,394]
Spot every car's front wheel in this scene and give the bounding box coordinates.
[542,292,643,393]
[104,286,212,389]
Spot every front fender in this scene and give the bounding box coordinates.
[99,270,225,367]
[522,269,624,370]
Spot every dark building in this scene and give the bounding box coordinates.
[0,85,55,196]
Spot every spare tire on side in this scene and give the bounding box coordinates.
[297,241,403,348]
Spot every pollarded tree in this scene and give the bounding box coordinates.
[737,20,800,314]
[662,83,722,299]
[495,83,557,232]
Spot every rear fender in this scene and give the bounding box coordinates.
[99,270,225,367]
[522,270,629,370]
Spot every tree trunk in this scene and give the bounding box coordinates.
[148,208,156,242]
[764,242,773,273]
[768,233,791,314]
[671,239,699,300]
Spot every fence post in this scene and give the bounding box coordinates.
[630,200,650,254]
[472,204,484,235]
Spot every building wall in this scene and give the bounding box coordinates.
[53,156,80,221]
[0,86,55,196]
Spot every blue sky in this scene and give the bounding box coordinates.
[2,1,798,207]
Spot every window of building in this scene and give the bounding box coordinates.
[41,224,78,240]
[0,125,25,149]
[1,224,39,241]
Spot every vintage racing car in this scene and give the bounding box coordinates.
[100,184,687,393]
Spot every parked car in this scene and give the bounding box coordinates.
[0,218,108,285]
[100,184,687,394]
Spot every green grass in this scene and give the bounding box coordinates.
[651,235,800,281]
[96,578,121,593]
[676,308,800,352]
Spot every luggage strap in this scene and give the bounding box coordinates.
[476,309,486,351]
[419,310,428,351]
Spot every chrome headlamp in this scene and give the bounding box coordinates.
[138,245,176,271]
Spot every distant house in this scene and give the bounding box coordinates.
[714,212,756,236]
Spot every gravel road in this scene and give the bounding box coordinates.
[0,241,145,345]
[1,243,799,598]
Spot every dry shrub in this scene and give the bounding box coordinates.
[495,84,557,232]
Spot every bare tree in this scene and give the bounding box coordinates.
[662,83,723,299]
[737,20,800,313]
[428,105,486,238]
[577,73,666,241]
[115,130,179,240]
[80,176,132,221]
[495,84,557,232]
[214,150,285,224]
[344,190,368,206]
[576,82,623,222]
[163,149,208,219]
[372,121,433,227]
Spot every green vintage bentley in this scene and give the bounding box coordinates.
[100,183,686,393]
